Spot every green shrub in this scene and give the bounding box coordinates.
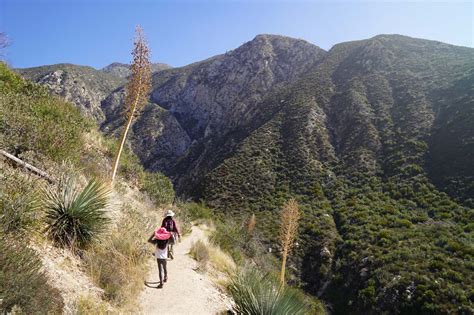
[0,237,64,314]
[141,172,175,205]
[103,137,145,185]
[44,177,111,248]
[75,295,109,315]
[179,201,213,221]
[228,267,308,315]
[210,220,246,264]
[0,63,21,91]
[0,64,90,165]
[0,169,41,235]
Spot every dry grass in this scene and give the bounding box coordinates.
[189,231,236,276]
[189,239,211,271]
[209,246,236,275]
[247,213,256,235]
[74,295,111,315]
[82,203,158,311]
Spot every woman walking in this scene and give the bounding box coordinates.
[161,209,180,259]
[148,227,171,288]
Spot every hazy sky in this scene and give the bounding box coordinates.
[1,0,472,69]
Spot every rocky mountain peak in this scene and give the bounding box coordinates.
[235,33,326,61]
[149,34,326,137]
[101,62,171,78]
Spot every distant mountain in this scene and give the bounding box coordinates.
[17,63,124,122]
[101,34,327,186]
[16,61,171,122]
[18,34,474,314]
[101,62,171,78]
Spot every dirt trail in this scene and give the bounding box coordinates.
[139,226,230,315]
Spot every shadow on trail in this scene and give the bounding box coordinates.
[144,281,161,289]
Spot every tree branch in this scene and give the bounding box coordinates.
[0,149,56,183]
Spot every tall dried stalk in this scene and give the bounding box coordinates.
[111,26,152,184]
[247,213,256,235]
[279,198,300,285]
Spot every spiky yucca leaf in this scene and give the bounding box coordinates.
[44,177,111,247]
[229,268,308,315]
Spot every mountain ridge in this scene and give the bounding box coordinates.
[101,61,172,78]
[16,33,474,314]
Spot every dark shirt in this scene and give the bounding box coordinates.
[161,217,180,237]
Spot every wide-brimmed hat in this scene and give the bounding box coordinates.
[165,209,175,217]
[154,227,171,240]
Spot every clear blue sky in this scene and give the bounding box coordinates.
[1,0,472,69]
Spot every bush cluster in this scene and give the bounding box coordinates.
[0,169,42,235]
[178,201,213,221]
[199,71,474,313]
[0,237,64,314]
[0,63,90,166]
[142,172,175,205]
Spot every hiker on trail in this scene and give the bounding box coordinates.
[148,227,171,288]
[161,209,180,259]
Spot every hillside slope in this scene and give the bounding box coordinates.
[201,35,474,314]
[17,63,124,122]
[16,34,474,314]
[0,63,174,314]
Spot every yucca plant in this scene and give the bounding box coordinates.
[44,176,111,248]
[229,267,308,315]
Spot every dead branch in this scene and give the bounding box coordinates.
[0,149,55,184]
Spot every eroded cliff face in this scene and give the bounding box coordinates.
[151,34,326,140]
[100,34,327,190]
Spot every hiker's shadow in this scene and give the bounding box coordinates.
[144,281,160,289]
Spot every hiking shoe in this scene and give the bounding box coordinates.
[157,283,163,289]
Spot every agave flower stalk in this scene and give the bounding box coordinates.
[110,26,152,184]
[279,198,300,285]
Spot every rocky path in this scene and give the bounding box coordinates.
[139,226,230,315]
